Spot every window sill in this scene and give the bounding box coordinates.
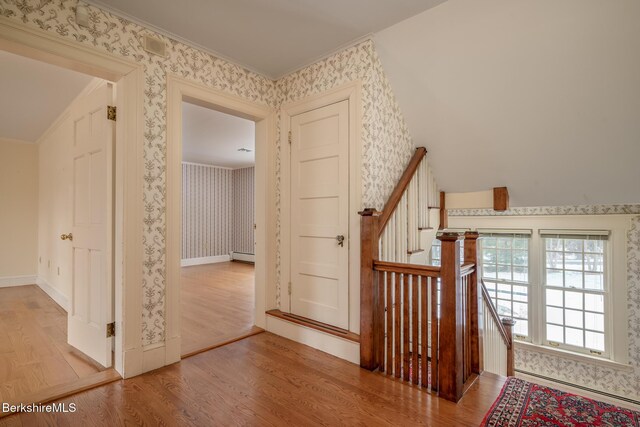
[514,341,634,372]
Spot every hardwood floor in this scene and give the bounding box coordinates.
[1,332,506,426]
[181,262,262,357]
[0,285,108,404]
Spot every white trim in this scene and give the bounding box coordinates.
[266,314,359,364]
[35,277,69,311]
[166,75,276,363]
[0,16,146,379]
[231,252,255,263]
[515,340,634,372]
[0,275,37,288]
[181,255,231,267]
[280,81,363,333]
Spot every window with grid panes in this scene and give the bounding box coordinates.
[541,231,608,356]
[479,232,531,339]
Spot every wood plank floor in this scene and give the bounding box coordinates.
[0,332,506,426]
[181,262,262,357]
[0,286,106,403]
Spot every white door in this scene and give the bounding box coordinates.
[290,100,349,329]
[68,82,114,368]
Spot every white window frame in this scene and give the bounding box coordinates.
[478,231,532,342]
[540,231,611,359]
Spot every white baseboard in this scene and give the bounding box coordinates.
[181,255,231,267]
[266,314,359,364]
[231,252,255,263]
[36,277,69,311]
[0,275,37,288]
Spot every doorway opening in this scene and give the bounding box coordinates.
[179,101,262,357]
[0,49,119,406]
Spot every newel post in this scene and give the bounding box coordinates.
[359,208,380,370]
[464,231,482,375]
[502,318,516,377]
[437,232,463,402]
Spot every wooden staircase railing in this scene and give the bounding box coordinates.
[359,147,504,403]
[480,279,516,377]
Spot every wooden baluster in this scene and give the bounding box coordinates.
[386,272,393,374]
[438,232,463,402]
[502,318,516,377]
[430,277,438,392]
[412,275,419,385]
[464,231,481,375]
[377,271,385,371]
[359,209,380,370]
[421,276,428,388]
[403,274,410,382]
[394,272,401,378]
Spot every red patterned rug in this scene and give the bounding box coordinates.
[481,377,640,426]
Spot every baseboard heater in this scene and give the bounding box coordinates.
[230,251,255,263]
[516,369,640,406]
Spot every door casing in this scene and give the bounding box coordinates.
[0,17,145,378]
[165,75,277,361]
[280,81,363,334]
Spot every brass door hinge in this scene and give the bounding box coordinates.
[288,130,292,144]
[107,322,115,337]
[107,105,117,121]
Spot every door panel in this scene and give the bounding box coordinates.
[68,82,114,368]
[290,100,349,329]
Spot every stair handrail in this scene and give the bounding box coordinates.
[377,147,427,238]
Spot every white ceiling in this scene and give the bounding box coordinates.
[88,0,446,78]
[182,102,255,169]
[375,0,640,206]
[0,50,93,142]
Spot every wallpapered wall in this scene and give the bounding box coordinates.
[181,163,232,259]
[0,0,417,345]
[232,166,255,254]
[449,205,640,401]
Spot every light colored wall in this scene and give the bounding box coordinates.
[375,0,640,207]
[37,104,75,301]
[232,167,255,254]
[181,163,232,259]
[449,205,640,400]
[0,138,38,280]
[1,2,419,346]
[446,190,493,209]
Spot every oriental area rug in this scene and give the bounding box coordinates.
[481,377,640,427]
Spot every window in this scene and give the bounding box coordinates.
[479,232,531,339]
[541,231,608,356]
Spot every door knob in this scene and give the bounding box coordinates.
[60,233,73,241]
[336,235,345,247]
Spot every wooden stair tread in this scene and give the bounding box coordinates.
[266,309,360,343]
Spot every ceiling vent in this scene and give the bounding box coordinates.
[142,34,167,57]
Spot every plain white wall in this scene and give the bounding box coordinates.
[375,0,640,206]
[0,138,38,279]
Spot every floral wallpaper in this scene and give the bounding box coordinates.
[1,1,417,344]
[451,205,640,401]
[273,40,415,308]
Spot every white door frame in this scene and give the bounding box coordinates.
[166,75,277,360]
[280,81,363,334]
[0,17,145,378]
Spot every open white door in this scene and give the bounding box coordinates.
[67,82,114,368]
[290,100,350,329]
